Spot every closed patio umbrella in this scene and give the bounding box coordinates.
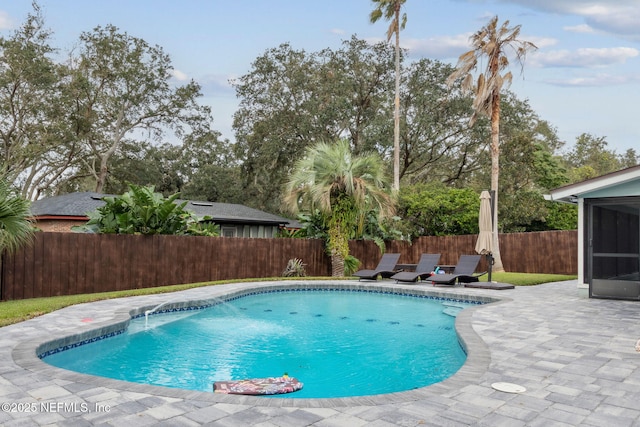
[475,190,495,281]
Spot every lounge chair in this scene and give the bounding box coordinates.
[390,253,441,283]
[429,254,484,286]
[353,253,401,280]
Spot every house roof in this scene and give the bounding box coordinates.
[546,165,640,204]
[29,192,293,226]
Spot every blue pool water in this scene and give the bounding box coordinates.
[44,290,472,398]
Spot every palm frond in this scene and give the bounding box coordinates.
[0,180,34,254]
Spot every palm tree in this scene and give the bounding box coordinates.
[370,0,407,193]
[446,16,537,271]
[0,179,34,295]
[283,139,395,276]
[0,179,34,255]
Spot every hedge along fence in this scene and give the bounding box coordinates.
[1,230,577,300]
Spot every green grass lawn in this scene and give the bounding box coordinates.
[0,273,576,328]
[483,272,577,286]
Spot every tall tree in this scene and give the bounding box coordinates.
[232,38,394,212]
[232,44,321,212]
[283,139,395,277]
[175,130,243,203]
[620,148,639,169]
[399,58,488,185]
[564,133,629,182]
[370,0,407,192]
[100,141,184,196]
[0,3,82,200]
[70,25,211,193]
[498,97,568,232]
[446,16,537,271]
[322,37,395,155]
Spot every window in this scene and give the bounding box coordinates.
[588,198,640,300]
[222,227,237,238]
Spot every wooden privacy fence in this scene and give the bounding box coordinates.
[1,234,330,301]
[1,230,577,300]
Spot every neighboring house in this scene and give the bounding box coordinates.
[29,192,298,238]
[547,165,640,301]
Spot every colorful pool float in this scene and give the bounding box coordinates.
[213,376,303,395]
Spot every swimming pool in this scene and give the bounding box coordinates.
[42,287,482,398]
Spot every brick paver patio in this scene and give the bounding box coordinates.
[1,279,639,426]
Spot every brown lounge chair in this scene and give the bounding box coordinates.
[390,253,441,283]
[353,253,401,280]
[429,254,485,286]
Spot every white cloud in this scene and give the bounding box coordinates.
[496,0,639,15]
[199,73,236,96]
[330,28,346,35]
[401,32,554,61]
[402,33,474,59]
[0,11,13,30]
[398,30,556,63]
[532,47,639,68]
[564,24,594,34]
[544,72,640,87]
[526,36,557,49]
[583,7,640,41]
[495,0,640,41]
[171,69,189,81]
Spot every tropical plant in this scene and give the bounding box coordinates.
[282,258,306,277]
[370,0,407,192]
[185,221,221,237]
[446,16,537,271]
[283,208,403,252]
[283,139,395,276]
[0,179,34,254]
[343,254,361,277]
[83,184,219,236]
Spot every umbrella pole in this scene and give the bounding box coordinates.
[486,253,494,282]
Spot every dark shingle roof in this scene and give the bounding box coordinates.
[182,200,289,225]
[30,192,105,217]
[30,192,292,226]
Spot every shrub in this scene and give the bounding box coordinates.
[82,184,219,236]
[282,258,306,277]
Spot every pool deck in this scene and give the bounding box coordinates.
[2,279,640,426]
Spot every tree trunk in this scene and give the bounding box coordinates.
[95,163,108,193]
[392,9,401,192]
[490,89,504,272]
[331,252,345,277]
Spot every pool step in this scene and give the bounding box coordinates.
[442,303,465,317]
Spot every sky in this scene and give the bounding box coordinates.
[1,0,639,154]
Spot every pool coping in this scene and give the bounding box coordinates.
[12,280,509,408]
